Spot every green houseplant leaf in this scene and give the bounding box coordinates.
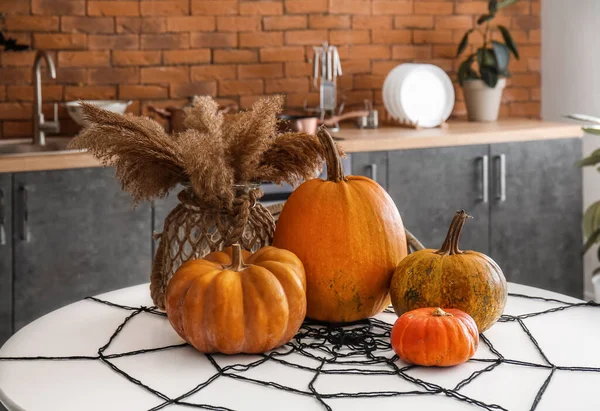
[498,0,519,9]
[491,40,510,72]
[477,14,495,25]
[488,0,499,13]
[583,227,600,254]
[583,126,600,136]
[457,56,479,86]
[480,66,499,87]
[583,200,600,240]
[498,25,520,59]
[456,29,473,57]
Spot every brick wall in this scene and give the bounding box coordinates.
[0,0,540,138]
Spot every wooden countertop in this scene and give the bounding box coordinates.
[0,120,582,174]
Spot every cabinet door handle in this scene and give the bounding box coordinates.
[0,188,5,246]
[20,186,30,242]
[368,163,378,183]
[494,154,507,202]
[476,155,489,203]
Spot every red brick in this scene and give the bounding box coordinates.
[214,49,258,63]
[348,45,390,60]
[502,1,531,15]
[61,17,114,34]
[0,0,29,14]
[394,15,434,29]
[166,16,216,32]
[528,58,540,72]
[509,102,540,117]
[508,73,540,88]
[240,32,284,48]
[3,122,33,138]
[191,32,237,48]
[432,45,457,58]
[163,49,211,65]
[170,82,217,98]
[353,75,385,90]
[372,61,399,75]
[64,86,116,100]
[141,1,189,16]
[191,65,237,80]
[413,30,454,44]
[0,103,32,120]
[56,68,87,84]
[116,17,167,33]
[141,33,189,49]
[238,63,283,79]
[32,0,85,15]
[331,30,370,45]
[88,68,139,85]
[58,51,110,67]
[191,0,239,15]
[285,0,327,14]
[285,92,319,108]
[240,1,283,15]
[530,87,541,101]
[216,16,261,32]
[5,16,59,31]
[352,16,392,30]
[372,30,411,44]
[265,78,308,93]
[141,67,189,84]
[34,33,86,49]
[454,1,488,14]
[513,15,540,30]
[372,0,412,15]
[1,51,37,67]
[392,44,430,59]
[88,34,139,50]
[285,62,311,77]
[261,47,306,62]
[0,87,5,101]
[414,2,453,15]
[112,51,161,66]
[188,66,234,82]
[309,15,350,29]
[329,0,370,15]
[342,60,371,74]
[88,1,139,16]
[502,88,529,103]
[285,30,328,46]
[119,85,168,100]
[264,15,307,30]
[219,79,263,96]
[7,85,63,101]
[436,16,473,29]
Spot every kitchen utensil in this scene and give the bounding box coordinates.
[311,42,342,119]
[382,64,454,128]
[357,100,379,129]
[65,100,132,127]
[279,110,369,135]
[148,102,238,133]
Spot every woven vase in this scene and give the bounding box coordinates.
[150,183,275,308]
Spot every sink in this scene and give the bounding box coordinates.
[0,138,84,157]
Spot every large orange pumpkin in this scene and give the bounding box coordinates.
[165,244,306,354]
[391,307,479,367]
[273,127,407,323]
[390,210,507,332]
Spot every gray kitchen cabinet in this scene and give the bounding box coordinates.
[387,145,491,254]
[489,139,583,297]
[351,151,389,190]
[12,168,152,331]
[0,173,12,345]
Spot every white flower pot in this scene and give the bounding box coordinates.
[592,274,600,302]
[462,78,506,122]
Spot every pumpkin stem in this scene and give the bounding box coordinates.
[432,308,452,317]
[317,126,346,183]
[229,244,247,272]
[436,210,472,256]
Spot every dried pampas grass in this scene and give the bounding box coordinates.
[69,95,341,209]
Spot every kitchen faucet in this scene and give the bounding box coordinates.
[33,50,60,146]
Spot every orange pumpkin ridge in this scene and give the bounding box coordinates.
[165,244,307,354]
[273,127,407,323]
[390,210,507,332]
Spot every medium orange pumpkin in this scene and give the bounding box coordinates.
[165,244,306,354]
[273,127,407,323]
[390,210,507,332]
[391,307,479,367]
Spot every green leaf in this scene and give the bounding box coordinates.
[477,48,497,68]
[577,154,600,167]
[583,126,600,136]
[583,227,600,254]
[457,57,479,85]
[480,66,499,87]
[498,0,519,9]
[566,113,600,124]
[477,14,494,25]
[488,0,498,13]
[492,40,510,72]
[456,29,473,57]
[584,200,600,239]
[498,25,520,59]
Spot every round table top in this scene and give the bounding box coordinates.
[1,283,599,411]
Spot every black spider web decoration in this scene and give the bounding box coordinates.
[1,293,599,411]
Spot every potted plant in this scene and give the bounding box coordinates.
[456,0,520,122]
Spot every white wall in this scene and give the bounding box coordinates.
[542,0,600,300]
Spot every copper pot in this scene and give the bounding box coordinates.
[278,110,369,134]
[148,103,238,133]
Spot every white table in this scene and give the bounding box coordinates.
[0,283,599,411]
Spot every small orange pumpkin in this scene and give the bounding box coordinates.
[390,210,507,332]
[165,244,306,354]
[273,127,407,323]
[391,307,479,367]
